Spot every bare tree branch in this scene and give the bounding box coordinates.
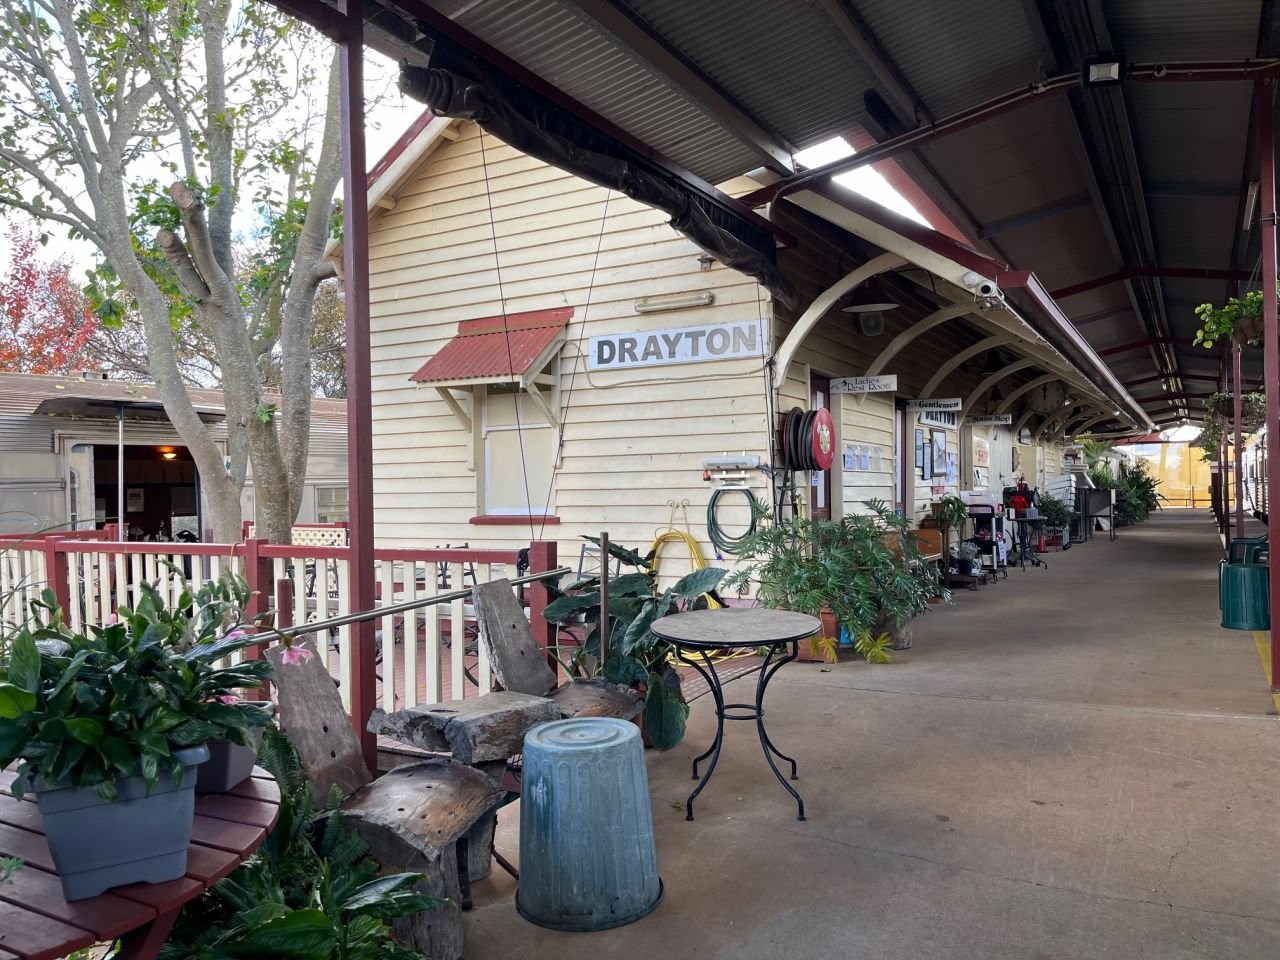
[155,229,211,301]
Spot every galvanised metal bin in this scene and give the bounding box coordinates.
[518,717,662,932]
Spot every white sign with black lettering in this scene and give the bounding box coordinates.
[588,320,765,371]
[907,398,962,411]
[831,375,898,394]
[968,414,1013,425]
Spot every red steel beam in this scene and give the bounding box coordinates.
[1098,337,1192,357]
[1233,343,1245,541]
[1122,373,1220,387]
[1051,267,1256,299]
[338,1,378,772]
[748,59,1280,208]
[1259,77,1280,693]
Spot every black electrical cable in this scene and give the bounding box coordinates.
[707,486,760,556]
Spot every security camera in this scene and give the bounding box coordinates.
[961,271,1000,298]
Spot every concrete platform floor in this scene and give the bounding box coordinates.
[465,509,1280,959]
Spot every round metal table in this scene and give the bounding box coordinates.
[650,607,820,822]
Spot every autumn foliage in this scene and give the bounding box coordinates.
[0,226,97,374]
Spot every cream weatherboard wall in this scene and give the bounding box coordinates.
[366,122,771,563]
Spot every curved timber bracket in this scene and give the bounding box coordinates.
[773,252,906,391]
[960,358,1038,418]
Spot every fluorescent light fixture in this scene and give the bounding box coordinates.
[634,290,715,313]
[1243,181,1260,230]
[1082,54,1125,86]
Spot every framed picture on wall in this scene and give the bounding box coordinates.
[922,442,933,480]
[931,430,947,474]
[914,428,925,468]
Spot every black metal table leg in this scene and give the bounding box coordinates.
[676,647,726,821]
[754,641,805,820]
[676,640,806,822]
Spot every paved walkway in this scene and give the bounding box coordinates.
[466,510,1280,959]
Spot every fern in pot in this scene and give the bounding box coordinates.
[0,576,273,900]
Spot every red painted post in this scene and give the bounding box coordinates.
[242,538,274,670]
[1257,77,1280,693]
[41,537,70,616]
[1233,343,1245,538]
[338,2,378,773]
[526,540,558,662]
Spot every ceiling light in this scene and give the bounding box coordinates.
[1082,53,1125,87]
[634,290,715,313]
[840,277,898,314]
[1243,181,1260,230]
[162,452,177,460]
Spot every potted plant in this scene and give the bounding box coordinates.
[542,538,727,749]
[1039,494,1073,542]
[726,499,947,661]
[955,540,982,577]
[0,575,273,900]
[1193,288,1268,348]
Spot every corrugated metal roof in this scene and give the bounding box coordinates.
[452,0,759,183]
[409,308,572,384]
[0,372,347,453]
[854,0,1044,118]
[622,0,875,150]
[1101,0,1263,61]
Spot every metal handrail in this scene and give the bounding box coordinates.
[274,566,572,640]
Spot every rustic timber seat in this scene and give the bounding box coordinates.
[369,579,643,759]
[267,642,501,960]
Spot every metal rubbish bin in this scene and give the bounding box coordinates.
[1221,556,1270,631]
[518,717,662,932]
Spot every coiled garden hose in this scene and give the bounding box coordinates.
[706,486,759,556]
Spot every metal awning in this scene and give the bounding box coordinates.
[32,397,225,422]
[408,307,573,431]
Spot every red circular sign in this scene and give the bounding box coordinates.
[811,407,835,471]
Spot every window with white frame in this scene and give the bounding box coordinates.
[315,485,349,523]
[482,386,556,515]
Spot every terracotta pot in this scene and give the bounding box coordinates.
[791,608,838,662]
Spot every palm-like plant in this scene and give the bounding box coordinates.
[725,499,947,663]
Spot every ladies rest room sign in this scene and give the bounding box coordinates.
[589,320,765,371]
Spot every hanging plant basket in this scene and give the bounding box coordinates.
[1233,311,1264,346]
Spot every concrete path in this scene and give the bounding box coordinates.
[465,510,1280,959]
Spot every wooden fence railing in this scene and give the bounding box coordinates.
[0,533,560,748]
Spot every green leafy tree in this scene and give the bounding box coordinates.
[0,2,343,542]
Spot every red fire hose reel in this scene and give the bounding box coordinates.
[778,406,835,472]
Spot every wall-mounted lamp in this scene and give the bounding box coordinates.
[839,277,898,314]
[634,290,715,313]
[1082,53,1125,87]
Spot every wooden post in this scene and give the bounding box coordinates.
[338,0,378,773]
[41,537,70,616]
[1257,77,1280,693]
[525,540,557,665]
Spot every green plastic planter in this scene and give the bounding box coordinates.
[1221,562,1270,630]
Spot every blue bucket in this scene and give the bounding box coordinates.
[518,717,663,931]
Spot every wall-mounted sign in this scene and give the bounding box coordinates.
[918,409,959,429]
[968,414,1013,425]
[831,375,897,394]
[588,319,765,371]
[907,398,961,411]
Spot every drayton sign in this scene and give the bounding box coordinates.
[589,320,765,371]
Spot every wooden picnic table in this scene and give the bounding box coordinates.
[0,767,280,960]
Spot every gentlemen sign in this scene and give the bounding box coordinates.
[907,398,962,411]
[589,320,765,371]
[831,375,898,394]
[968,414,1013,425]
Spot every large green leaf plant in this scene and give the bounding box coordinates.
[541,538,728,750]
[0,573,273,801]
[724,499,946,664]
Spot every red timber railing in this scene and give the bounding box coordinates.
[0,533,560,746]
